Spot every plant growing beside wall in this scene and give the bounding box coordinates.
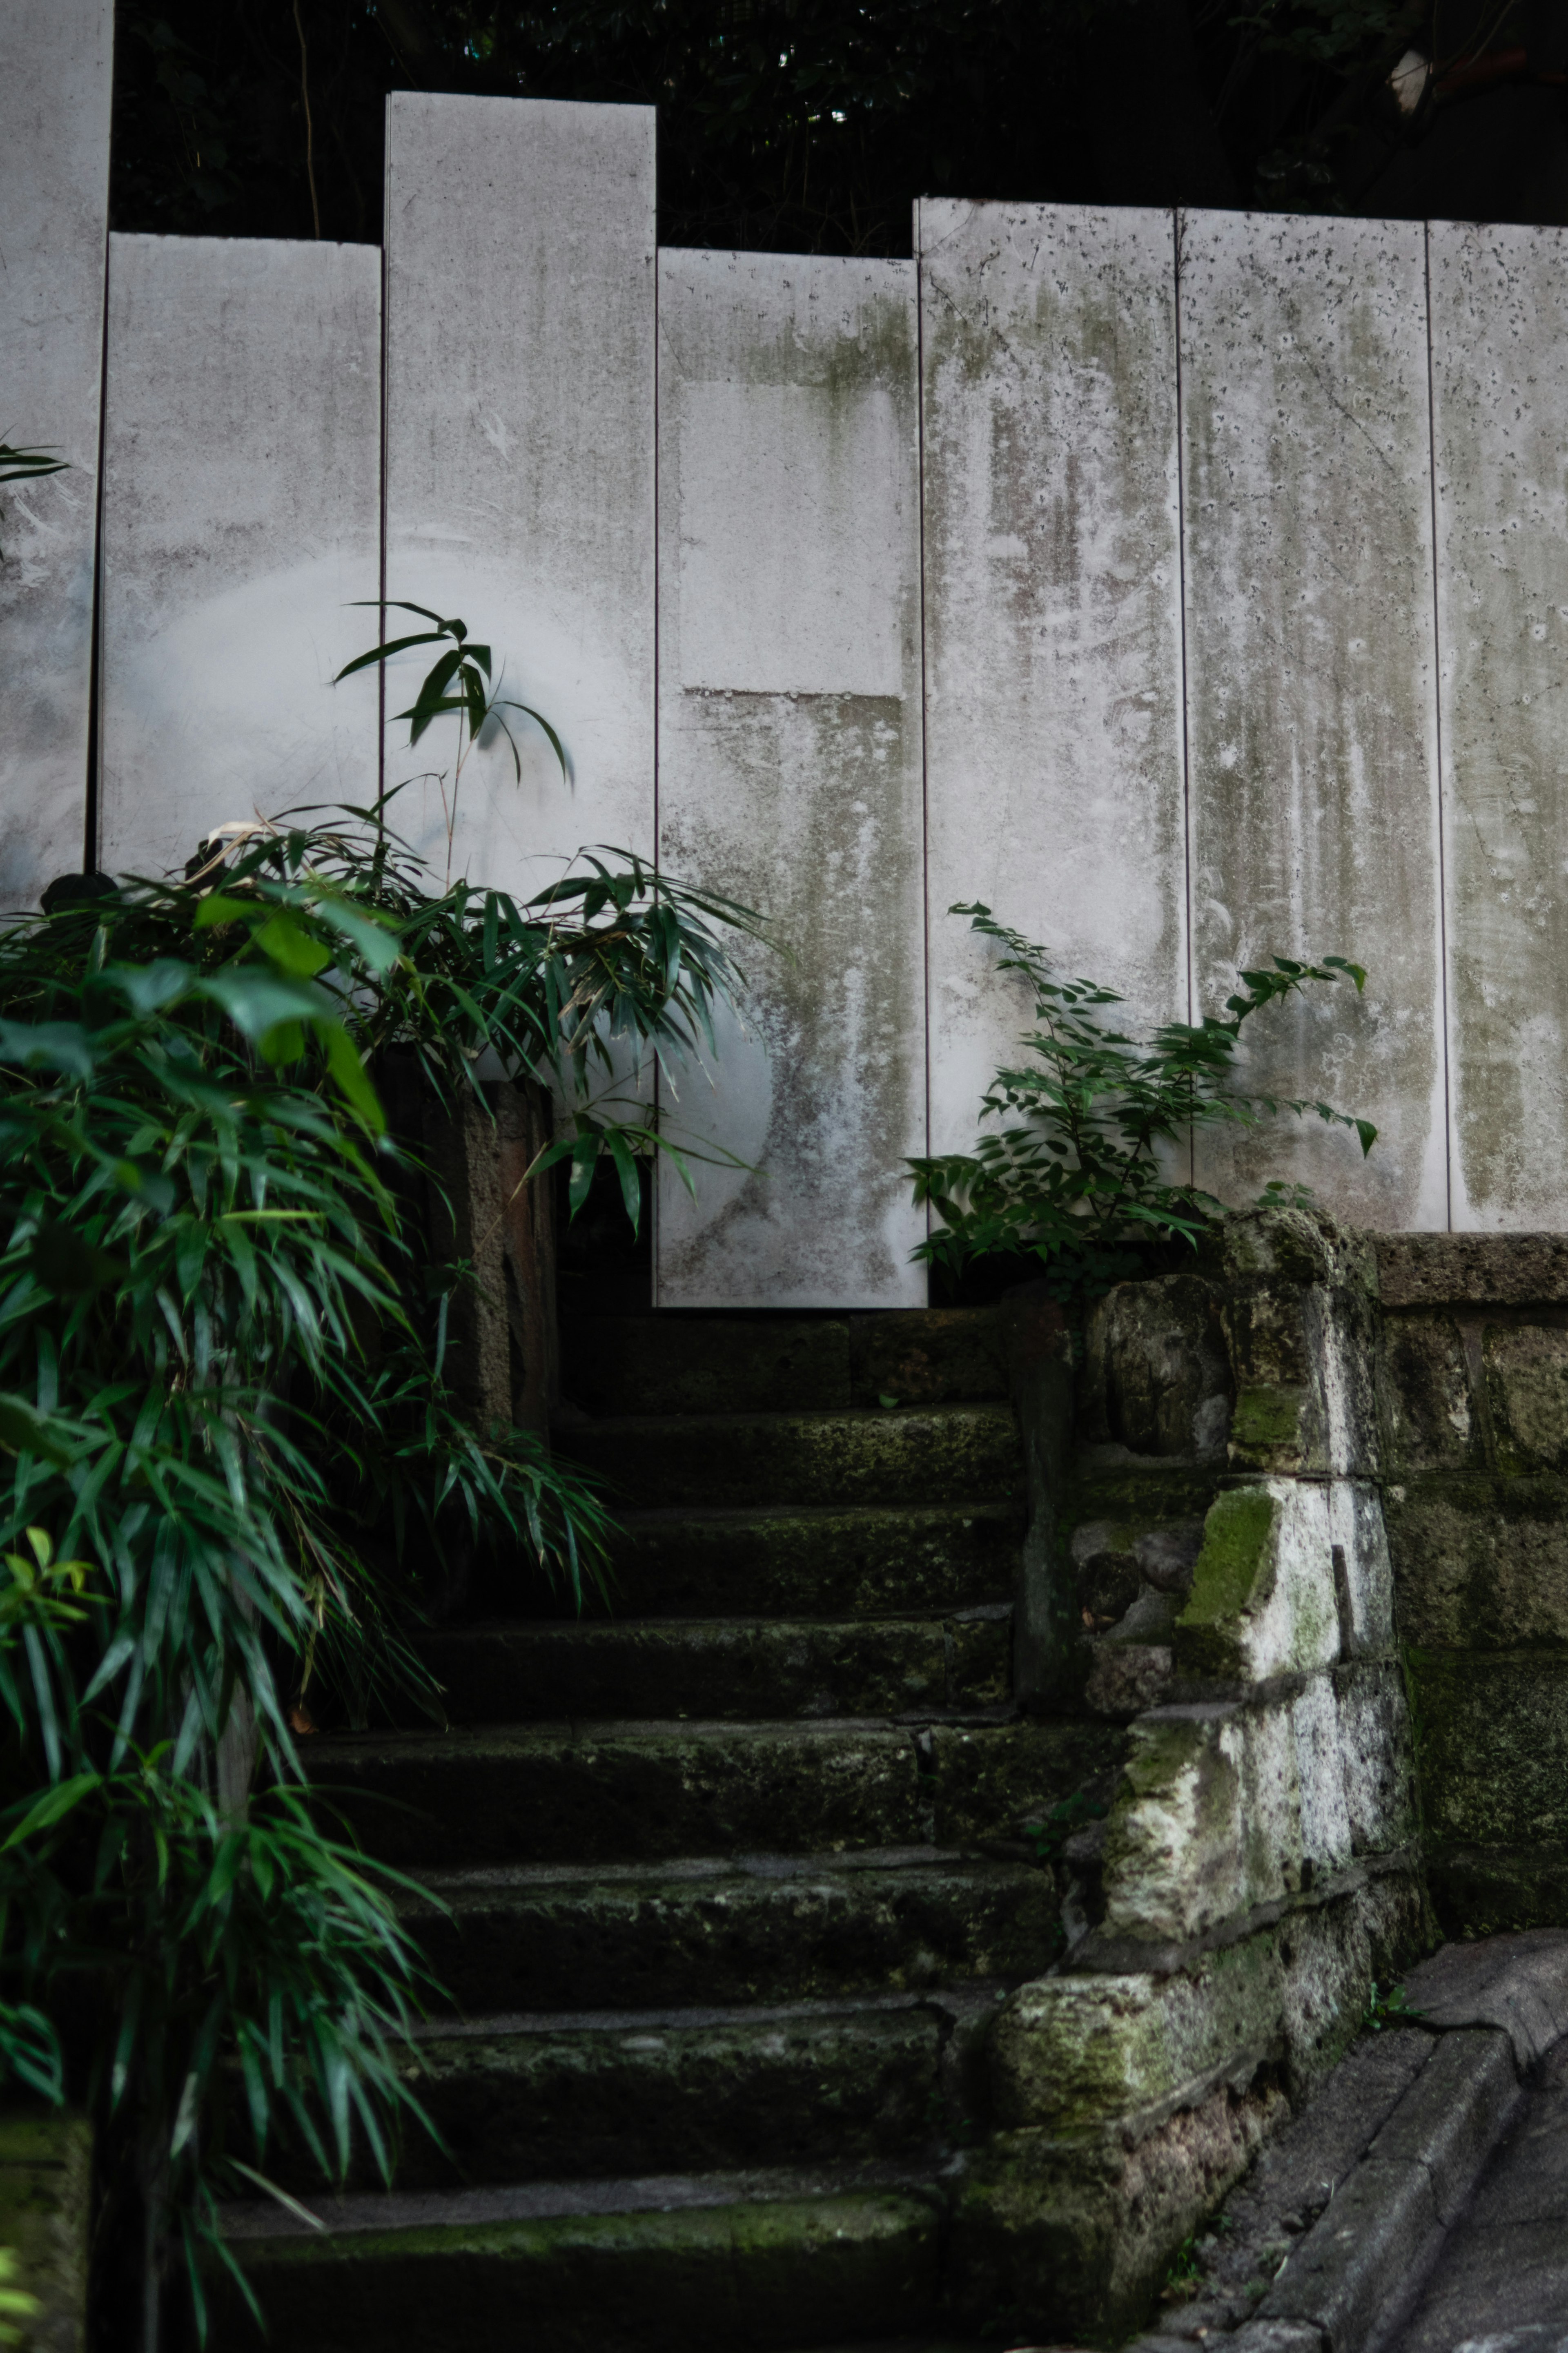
[911,903,1375,1300]
[0,442,68,563]
[336,601,567,887]
[0,802,763,2348]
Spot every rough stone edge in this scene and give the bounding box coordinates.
[1254,2022,1525,2353]
[1374,1231,1568,1309]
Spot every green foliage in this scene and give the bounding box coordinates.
[1363,1978,1427,2030]
[0,805,762,2336]
[909,903,1375,1300]
[0,443,68,564]
[0,2248,40,2347]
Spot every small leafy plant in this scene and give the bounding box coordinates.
[910,903,1376,1299]
[0,441,69,563]
[1364,1980,1427,2031]
[336,602,567,884]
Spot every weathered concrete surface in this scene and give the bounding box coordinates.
[918,200,1187,1159]
[1180,211,1446,1230]
[383,94,655,893]
[0,0,112,907]
[1429,222,1568,1231]
[655,251,925,1307]
[98,235,381,877]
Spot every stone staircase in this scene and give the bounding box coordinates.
[220,1307,1124,2351]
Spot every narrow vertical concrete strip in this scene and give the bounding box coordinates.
[918,199,1187,1161]
[653,250,926,1308]
[98,236,382,875]
[1426,220,1568,1232]
[1178,210,1447,1229]
[382,94,657,895]
[0,0,112,908]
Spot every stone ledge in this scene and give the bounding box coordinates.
[1260,2019,1523,2352]
[1375,1231,1568,1310]
[1070,1847,1423,1981]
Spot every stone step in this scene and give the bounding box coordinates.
[584,1502,1022,1622]
[553,1405,1023,1514]
[422,1611,1013,1724]
[219,2166,945,2353]
[314,1715,1123,1870]
[288,1988,1003,2193]
[559,1308,1008,1421]
[396,1849,1059,2014]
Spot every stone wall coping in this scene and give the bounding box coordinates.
[1375,1232,1568,1308]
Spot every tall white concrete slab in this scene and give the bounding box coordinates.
[1180,210,1446,1229]
[0,0,112,907]
[382,94,655,897]
[98,236,381,877]
[918,201,1188,1168]
[1429,221,1568,1229]
[655,251,926,1307]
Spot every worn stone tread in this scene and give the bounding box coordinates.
[270,1988,1008,2192]
[555,1403,1023,1512]
[218,2170,945,2352]
[313,1713,1115,1869]
[559,1306,1007,1420]
[392,1847,1060,2013]
[422,1610,1013,1723]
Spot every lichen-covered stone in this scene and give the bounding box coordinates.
[1406,1645,1568,1850]
[928,1718,1128,1849]
[1084,1641,1176,1721]
[0,2110,90,2353]
[1385,1473,1568,1650]
[949,2080,1287,2344]
[1485,1321,1568,1475]
[1080,1276,1232,1461]
[1376,1313,1478,1472]
[1100,1706,1250,1941]
[1175,1483,1342,1686]
[1334,1662,1418,1856]
[987,1942,1283,2131]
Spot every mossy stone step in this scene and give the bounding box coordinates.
[421,1612,1013,1724]
[314,1715,1120,1869]
[220,2169,944,2353]
[554,1406,1022,1513]
[395,1849,1059,2013]
[560,1307,1008,1421]
[575,1502,1022,1623]
[278,1991,1000,2193]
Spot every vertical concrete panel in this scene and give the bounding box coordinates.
[1181,211,1446,1228]
[98,237,381,876]
[0,0,112,906]
[1430,222,1568,1229]
[919,200,1187,1161]
[383,94,655,894]
[655,252,925,1307]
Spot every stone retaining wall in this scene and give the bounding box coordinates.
[1376,1232,1568,1938]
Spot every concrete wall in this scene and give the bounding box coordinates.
[655,250,926,1307]
[18,3,1568,1298]
[919,201,1188,1158]
[382,94,656,898]
[98,237,382,876]
[0,0,112,909]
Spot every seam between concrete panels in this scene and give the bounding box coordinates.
[918,222,933,1187]
[83,228,113,872]
[651,241,664,1304]
[1423,219,1455,1234]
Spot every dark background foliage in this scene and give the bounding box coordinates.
[110,0,1568,260]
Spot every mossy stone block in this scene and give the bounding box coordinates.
[0,2107,90,2353]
